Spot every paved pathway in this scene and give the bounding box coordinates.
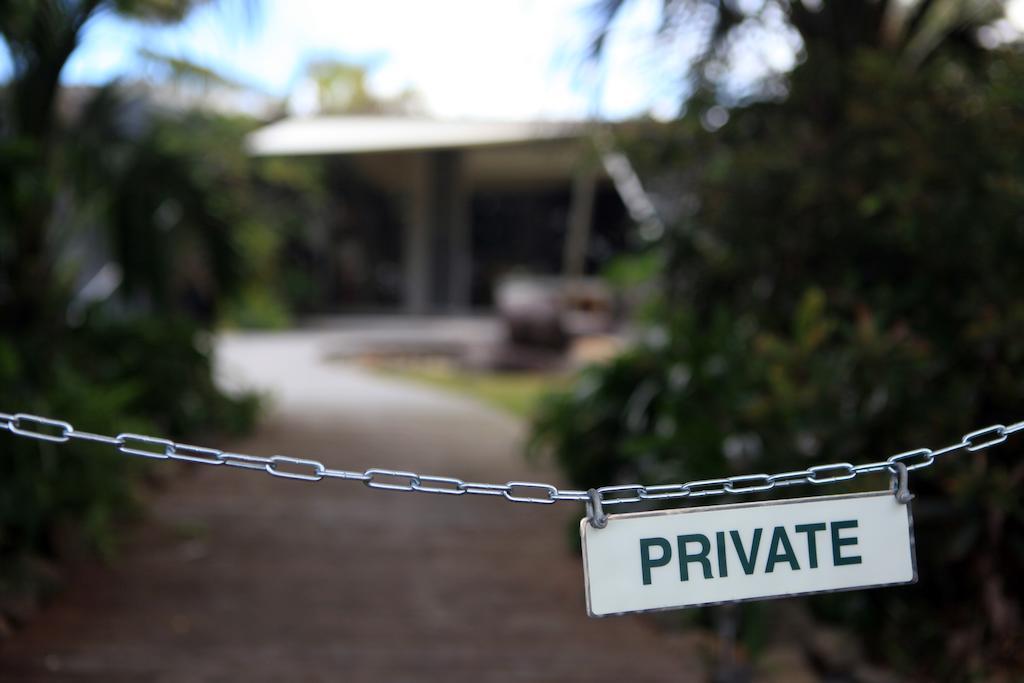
[0,331,702,682]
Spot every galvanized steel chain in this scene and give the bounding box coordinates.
[1,410,1021,510]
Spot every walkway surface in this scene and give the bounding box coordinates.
[0,329,703,682]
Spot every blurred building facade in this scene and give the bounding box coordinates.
[246,116,633,313]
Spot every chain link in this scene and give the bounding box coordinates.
[1,411,1021,510]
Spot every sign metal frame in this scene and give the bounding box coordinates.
[581,490,917,618]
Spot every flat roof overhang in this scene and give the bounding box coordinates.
[245,115,585,157]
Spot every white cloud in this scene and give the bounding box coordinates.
[59,0,599,119]
[22,0,808,120]
[1009,0,1024,29]
[54,0,688,120]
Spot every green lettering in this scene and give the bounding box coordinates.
[677,534,712,581]
[715,531,728,578]
[765,526,800,573]
[795,522,827,569]
[640,537,672,585]
[831,520,862,566]
[729,528,763,575]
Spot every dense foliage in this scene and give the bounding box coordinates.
[0,1,295,599]
[533,45,1024,680]
[0,1,395,595]
[0,317,258,561]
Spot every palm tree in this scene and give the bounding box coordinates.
[0,0,248,338]
[590,0,1010,104]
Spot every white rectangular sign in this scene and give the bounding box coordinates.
[581,490,916,617]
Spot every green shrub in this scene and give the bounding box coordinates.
[0,0,264,609]
[532,48,1024,680]
[0,315,258,563]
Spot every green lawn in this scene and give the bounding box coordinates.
[379,366,567,419]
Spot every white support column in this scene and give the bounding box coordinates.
[403,153,433,314]
[444,152,471,312]
[564,165,598,278]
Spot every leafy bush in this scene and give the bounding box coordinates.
[0,0,267,619]
[532,48,1024,679]
[0,315,258,564]
[0,100,271,573]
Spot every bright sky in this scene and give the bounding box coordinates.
[1,0,726,120]
[3,0,1021,121]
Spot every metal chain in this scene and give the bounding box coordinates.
[1,410,1021,510]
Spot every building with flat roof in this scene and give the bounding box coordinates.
[246,116,646,313]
